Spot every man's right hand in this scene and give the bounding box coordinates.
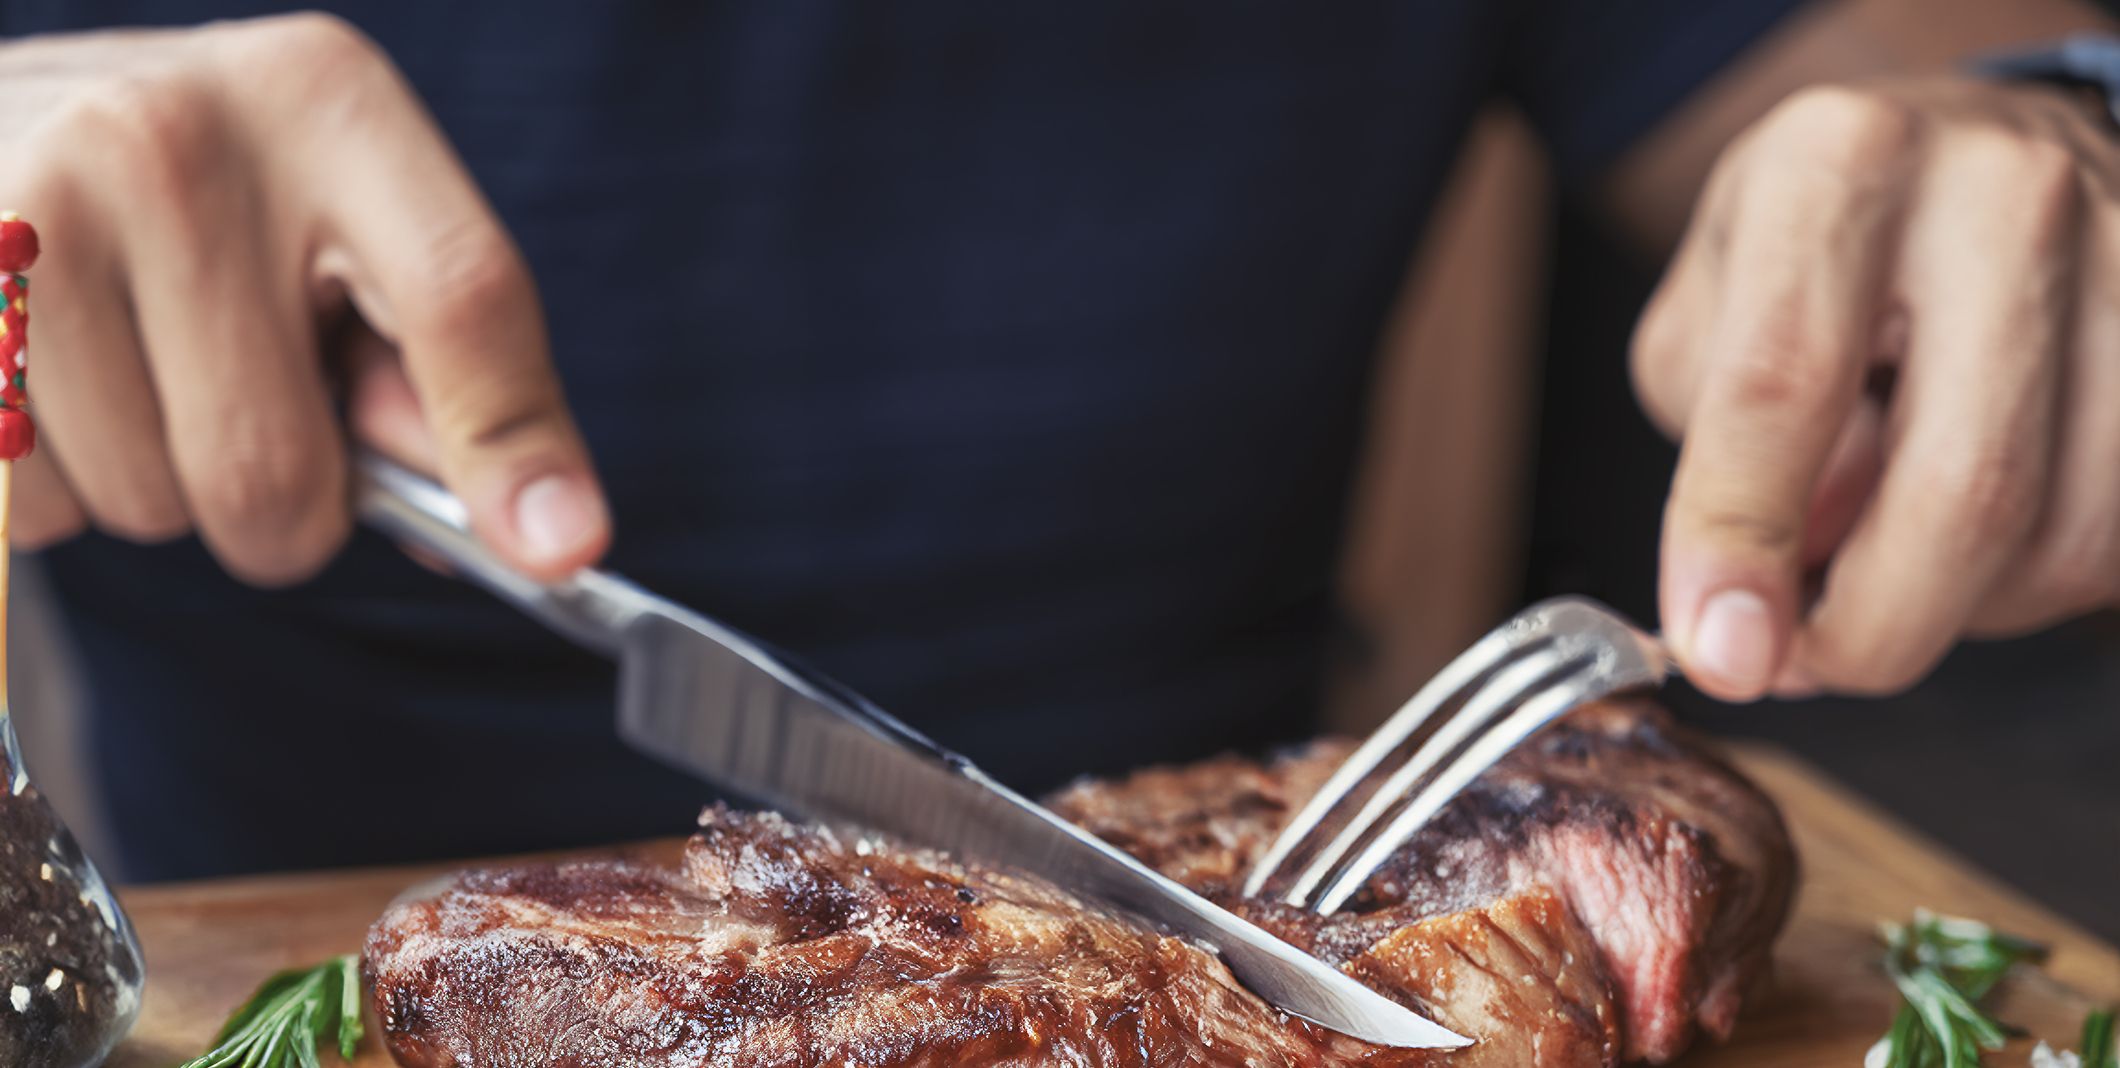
[0,13,607,584]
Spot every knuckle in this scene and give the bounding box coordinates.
[64,73,223,205]
[235,11,386,76]
[1629,298,1687,434]
[91,496,190,545]
[399,224,566,455]
[183,413,350,585]
[457,393,569,456]
[1631,289,1681,374]
[412,225,534,344]
[1926,443,2040,536]
[212,12,399,131]
[190,424,333,540]
[1762,86,1918,175]
[271,11,379,58]
[1683,505,1804,558]
[1949,128,2083,234]
[1720,314,1836,415]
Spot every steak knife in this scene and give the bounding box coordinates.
[352,452,1470,1051]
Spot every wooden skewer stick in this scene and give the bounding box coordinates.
[0,459,17,798]
[0,458,12,704]
[0,468,16,716]
[0,213,44,718]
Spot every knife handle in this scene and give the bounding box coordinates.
[351,450,645,656]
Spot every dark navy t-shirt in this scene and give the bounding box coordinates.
[2,1,1804,880]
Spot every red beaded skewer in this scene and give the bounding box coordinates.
[0,214,33,463]
[0,212,37,701]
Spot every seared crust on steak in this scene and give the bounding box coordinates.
[1050,699,1795,1061]
[370,811,1411,1067]
[367,700,1791,1067]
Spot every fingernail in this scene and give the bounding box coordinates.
[1692,589,1775,697]
[512,472,605,565]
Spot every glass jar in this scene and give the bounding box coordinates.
[0,712,142,1067]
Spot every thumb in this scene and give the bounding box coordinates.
[1659,358,1865,703]
[1660,475,1803,705]
[391,245,608,579]
[337,231,609,580]
[340,299,609,578]
[289,51,610,579]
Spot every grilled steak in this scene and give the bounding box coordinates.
[366,699,1793,1067]
[1050,699,1796,1062]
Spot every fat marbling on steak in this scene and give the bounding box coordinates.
[366,699,1794,1067]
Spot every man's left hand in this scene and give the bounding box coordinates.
[1634,76,2119,701]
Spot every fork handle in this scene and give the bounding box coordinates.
[352,450,644,656]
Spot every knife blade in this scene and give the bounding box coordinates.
[352,452,1470,1051]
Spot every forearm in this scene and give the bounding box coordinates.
[1604,0,2117,254]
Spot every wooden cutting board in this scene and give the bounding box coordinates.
[107,744,2119,1067]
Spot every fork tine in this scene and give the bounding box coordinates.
[1280,641,1582,909]
[1308,657,1619,914]
[1240,622,1530,900]
[1244,596,1673,910]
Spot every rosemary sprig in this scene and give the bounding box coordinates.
[1873,911,2046,1068]
[177,955,363,1068]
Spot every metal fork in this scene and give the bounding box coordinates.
[1242,596,1675,914]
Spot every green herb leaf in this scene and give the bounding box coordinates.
[1871,912,2044,1068]
[178,955,364,1068]
[2084,1009,2117,1068]
[334,955,365,1061]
